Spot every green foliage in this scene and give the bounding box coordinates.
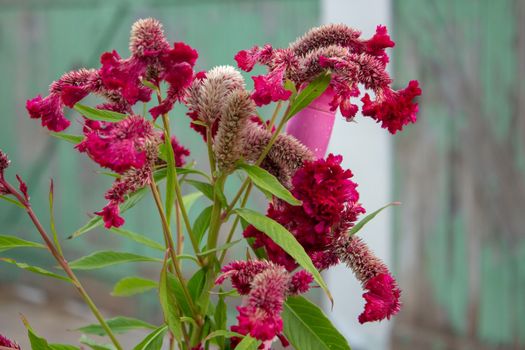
[159,261,183,341]
[349,202,400,236]
[73,104,127,122]
[286,72,331,121]
[109,228,165,251]
[69,251,161,270]
[1,258,71,282]
[111,277,158,297]
[49,132,83,144]
[237,162,301,206]
[283,296,351,350]
[77,317,157,336]
[132,325,167,350]
[0,234,45,252]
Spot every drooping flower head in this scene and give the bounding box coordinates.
[334,235,401,323]
[0,334,21,349]
[234,24,421,134]
[244,153,365,271]
[217,260,313,345]
[76,115,157,174]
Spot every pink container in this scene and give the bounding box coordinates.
[285,87,336,159]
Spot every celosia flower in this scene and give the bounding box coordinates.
[235,24,421,133]
[214,90,255,172]
[129,18,171,58]
[217,260,312,345]
[76,115,156,174]
[169,135,190,167]
[0,334,21,349]
[96,202,125,229]
[361,80,422,134]
[334,235,401,323]
[244,154,365,270]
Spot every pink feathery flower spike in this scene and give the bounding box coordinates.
[0,334,21,350]
[335,235,401,323]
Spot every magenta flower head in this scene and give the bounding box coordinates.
[335,235,401,323]
[217,260,313,345]
[244,153,365,271]
[0,334,21,349]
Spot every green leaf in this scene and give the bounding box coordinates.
[23,315,80,350]
[77,316,156,336]
[79,335,116,350]
[204,330,242,342]
[193,205,213,245]
[235,208,332,304]
[349,202,400,236]
[234,336,261,350]
[133,325,167,350]
[0,234,45,252]
[50,345,80,350]
[186,180,226,207]
[286,71,331,120]
[164,132,176,225]
[283,296,351,350]
[159,261,182,341]
[197,239,242,257]
[141,79,159,92]
[111,277,158,297]
[187,268,207,301]
[49,179,63,256]
[49,132,83,144]
[182,192,203,212]
[69,251,161,270]
[213,291,227,346]
[237,162,301,206]
[110,227,164,251]
[0,194,25,208]
[1,258,71,282]
[284,79,298,96]
[74,104,126,122]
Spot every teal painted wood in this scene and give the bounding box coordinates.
[393,0,525,348]
[0,0,319,290]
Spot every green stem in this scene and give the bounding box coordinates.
[2,181,124,350]
[206,175,226,262]
[149,179,203,327]
[219,182,253,265]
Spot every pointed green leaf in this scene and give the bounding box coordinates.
[283,296,351,350]
[77,316,156,336]
[204,330,242,342]
[237,162,301,206]
[0,235,45,252]
[193,205,213,245]
[110,227,164,251]
[235,208,332,304]
[234,335,261,350]
[159,262,182,342]
[186,180,226,207]
[164,132,176,225]
[348,202,399,236]
[182,192,203,212]
[79,335,116,350]
[50,345,80,350]
[286,72,331,120]
[111,277,158,297]
[197,239,242,257]
[74,104,126,122]
[49,132,83,144]
[1,258,71,282]
[0,194,25,208]
[23,315,80,350]
[69,251,161,270]
[133,325,167,350]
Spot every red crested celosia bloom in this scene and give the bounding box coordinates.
[244,153,365,271]
[361,80,422,134]
[76,115,156,174]
[334,235,401,323]
[235,24,421,133]
[0,334,21,349]
[217,260,312,346]
[169,135,190,167]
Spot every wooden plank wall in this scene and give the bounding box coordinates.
[392,1,525,349]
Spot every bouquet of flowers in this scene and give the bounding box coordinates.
[0,18,421,350]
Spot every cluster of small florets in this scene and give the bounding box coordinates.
[244,154,365,270]
[234,24,421,134]
[26,18,195,228]
[0,333,21,349]
[216,260,313,346]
